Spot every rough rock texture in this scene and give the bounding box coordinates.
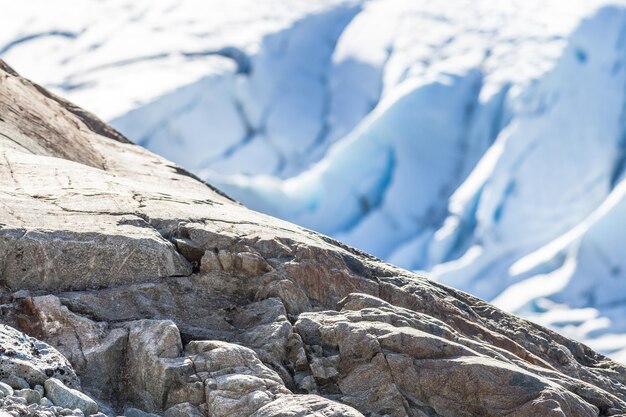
[0,325,77,389]
[0,59,625,417]
[252,395,365,417]
[44,378,98,415]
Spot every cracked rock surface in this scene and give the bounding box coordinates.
[0,59,625,416]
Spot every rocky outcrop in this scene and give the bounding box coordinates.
[0,59,625,416]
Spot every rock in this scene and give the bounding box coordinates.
[308,356,339,381]
[122,320,189,412]
[14,389,41,405]
[109,318,297,416]
[44,379,98,415]
[0,324,78,389]
[124,408,160,417]
[252,395,365,417]
[12,295,127,400]
[163,403,202,417]
[293,294,607,416]
[0,384,13,397]
[255,279,312,315]
[39,398,53,407]
[186,340,290,416]
[172,238,205,266]
[227,298,295,380]
[200,249,272,277]
[0,379,27,391]
[8,396,27,406]
[0,60,624,417]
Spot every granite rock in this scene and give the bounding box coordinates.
[0,59,624,416]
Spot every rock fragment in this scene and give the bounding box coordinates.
[44,379,98,415]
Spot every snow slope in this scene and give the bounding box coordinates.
[3,0,626,361]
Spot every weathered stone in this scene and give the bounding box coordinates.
[44,379,98,415]
[172,238,205,266]
[124,407,161,417]
[228,298,295,380]
[200,249,272,277]
[13,295,127,400]
[0,325,78,388]
[293,294,612,417]
[14,389,41,405]
[39,398,53,407]
[255,279,312,315]
[0,60,624,417]
[0,384,13,397]
[7,396,27,406]
[186,340,289,417]
[0,378,28,391]
[252,394,365,417]
[163,402,202,417]
[122,320,189,412]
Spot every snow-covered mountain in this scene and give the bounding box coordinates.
[3,0,626,361]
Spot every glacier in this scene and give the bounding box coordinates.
[2,0,626,362]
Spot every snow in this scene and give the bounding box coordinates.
[426,7,626,358]
[4,0,626,361]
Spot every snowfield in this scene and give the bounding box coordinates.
[3,0,626,362]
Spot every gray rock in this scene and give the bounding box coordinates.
[0,60,625,417]
[120,319,292,417]
[255,279,312,315]
[124,408,160,417]
[44,379,98,415]
[121,320,189,412]
[252,395,365,417]
[186,340,290,417]
[0,324,78,388]
[0,384,13,397]
[0,378,28,391]
[16,295,127,400]
[14,389,41,405]
[294,294,605,417]
[7,396,27,406]
[163,403,202,417]
[39,398,54,407]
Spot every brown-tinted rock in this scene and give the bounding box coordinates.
[0,59,624,417]
[122,320,189,411]
[252,394,365,417]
